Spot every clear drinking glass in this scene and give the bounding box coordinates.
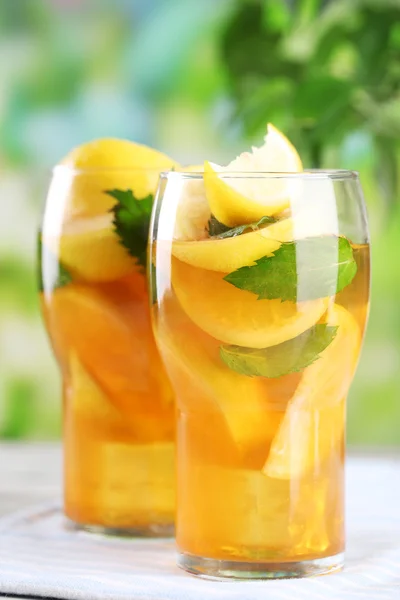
[38,166,175,536]
[149,170,370,578]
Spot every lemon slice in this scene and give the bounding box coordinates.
[155,294,281,456]
[172,257,328,349]
[54,138,179,219]
[52,284,174,441]
[172,217,293,272]
[43,214,135,282]
[68,352,128,430]
[204,124,302,226]
[172,163,340,273]
[263,304,361,479]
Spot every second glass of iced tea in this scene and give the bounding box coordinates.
[39,139,177,535]
[150,169,370,577]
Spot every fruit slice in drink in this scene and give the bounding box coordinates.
[204,124,302,226]
[51,283,173,441]
[55,138,179,219]
[264,304,361,479]
[172,217,293,272]
[66,351,130,439]
[44,214,135,282]
[155,294,283,461]
[171,256,328,349]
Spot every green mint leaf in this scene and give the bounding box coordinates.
[220,323,338,378]
[213,215,277,239]
[106,189,153,270]
[38,234,73,292]
[207,214,277,239]
[224,236,357,301]
[207,215,231,236]
[56,263,73,288]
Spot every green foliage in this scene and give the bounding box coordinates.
[1,378,39,439]
[221,0,400,206]
[0,256,37,315]
[220,323,338,378]
[0,0,399,444]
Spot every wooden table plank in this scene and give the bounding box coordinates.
[1,443,400,600]
[0,443,61,517]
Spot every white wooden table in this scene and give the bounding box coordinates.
[0,444,61,598]
[0,443,400,600]
[0,443,62,518]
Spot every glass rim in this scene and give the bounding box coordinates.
[160,169,359,181]
[52,165,170,175]
[51,166,358,180]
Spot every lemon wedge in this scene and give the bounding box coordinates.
[55,138,179,219]
[263,304,361,479]
[204,124,302,226]
[43,214,135,282]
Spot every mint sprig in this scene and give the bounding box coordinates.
[224,236,357,302]
[207,215,231,236]
[220,323,338,378]
[207,214,277,239]
[214,215,277,239]
[106,189,153,270]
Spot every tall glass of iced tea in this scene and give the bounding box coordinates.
[38,138,177,535]
[150,126,370,577]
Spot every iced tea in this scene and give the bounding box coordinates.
[39,139,177,534]
[151,160,370,576]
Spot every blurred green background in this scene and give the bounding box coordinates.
[0,0,399,443]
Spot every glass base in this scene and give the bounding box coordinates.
[66,518,174,538]
[178,551,344,580]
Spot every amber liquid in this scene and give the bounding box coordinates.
[40,255,175,532]
[154,243,369,562]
